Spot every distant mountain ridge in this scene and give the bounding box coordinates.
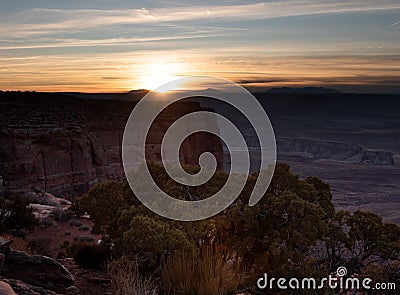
[266,86,341,94]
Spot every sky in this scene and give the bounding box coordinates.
[0,0,399,93]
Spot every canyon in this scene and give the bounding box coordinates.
[0,91,223,200]
[1,89,399,223]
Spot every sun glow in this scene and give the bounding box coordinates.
[138,62,186,91]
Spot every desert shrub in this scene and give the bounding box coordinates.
[66,163,400,293]
[79,224,91,231]
[76,181,134,234]
[57,251,66,259]
[69,219,82,227]
[64,209,75,220]
[0,194,38,233]
[52,207,68,221]
[42,216,57,227]
[66,241,82,257]
[73,235,95,243]
[61,240,70,248]
[162,247,231,295]
[72,243,111,268]
[108,257,158,295]
[28,237,52,256]
[114,215,197,274]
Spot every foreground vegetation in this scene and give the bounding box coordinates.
[72,162,400,294]
[1,162,399,294]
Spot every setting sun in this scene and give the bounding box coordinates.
[138,62,186,91]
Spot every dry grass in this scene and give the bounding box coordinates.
[108,257,159,295]
[162,247,244,295]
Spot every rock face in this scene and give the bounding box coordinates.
[3,250,74,293]
[277,137,398,165]
[28,192,72,220]
[0,237,12,255]
[0,92,223,200]
[0,281,17,295]
[1,279,58,295]
[1,237,74,294]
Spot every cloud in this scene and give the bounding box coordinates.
[2,1,399,37]
[236,78,292,84]
[0,32,228,50]
[1,0,399,54]
[1,1,399,92]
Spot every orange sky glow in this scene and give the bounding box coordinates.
[1,1,399,93]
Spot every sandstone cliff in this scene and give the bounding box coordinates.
[0,92,223,200]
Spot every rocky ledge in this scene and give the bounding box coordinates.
[278,137,400,166]
[0,237,77,295]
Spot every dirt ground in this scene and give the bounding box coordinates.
[26,218,99,258]
[60,258,113,295]
[24,218,114,294]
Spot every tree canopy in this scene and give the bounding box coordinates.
[74,162,400,293]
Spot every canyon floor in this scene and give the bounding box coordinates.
[284,156,400,224]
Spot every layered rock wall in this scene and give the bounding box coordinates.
[0,92,223,199]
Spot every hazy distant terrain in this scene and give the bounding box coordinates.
[260,90,400,224]
[198,88,400,223]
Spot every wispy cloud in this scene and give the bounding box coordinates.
[2,1,399,37]
[0,32,230,50]
[1,0,400,92]
[1,49,399,92]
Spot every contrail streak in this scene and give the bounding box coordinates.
[388,20,400,28]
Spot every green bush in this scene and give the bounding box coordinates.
[115,215,196,273]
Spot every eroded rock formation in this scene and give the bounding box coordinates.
[0,92,223,200]
[1,237,74,294]
[277,137,399,165]
[4,250,74,293]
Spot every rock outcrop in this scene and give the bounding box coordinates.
[277,137,399,165]
[0,92,223,200]
[28,192,72,220]
[0,238,12,255]
[1,279,58,295]
[3,250,74,293]
[0,281,17,295]
[1,236,77,295]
